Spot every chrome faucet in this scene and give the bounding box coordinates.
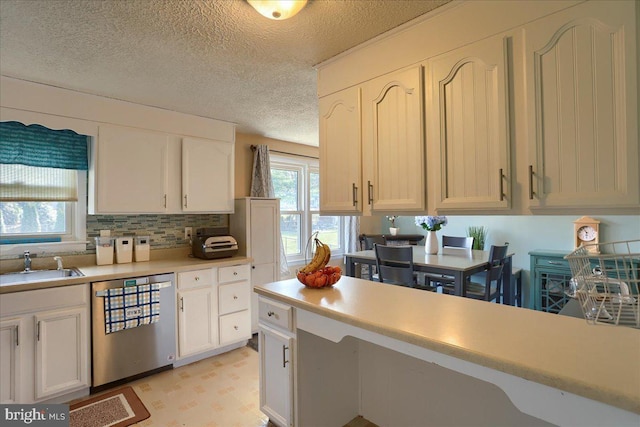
[24,250,32,272]
[54,256,64,271]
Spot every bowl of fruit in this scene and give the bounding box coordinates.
[296,237,341,288]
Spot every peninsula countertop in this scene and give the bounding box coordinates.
[255,276,640,415]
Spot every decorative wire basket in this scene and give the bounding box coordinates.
[565,240,640,328]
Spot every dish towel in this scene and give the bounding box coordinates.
[104,284,160,334]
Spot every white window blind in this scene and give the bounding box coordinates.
[0,164,78,201]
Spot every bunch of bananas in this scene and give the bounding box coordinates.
[299,238,331,273]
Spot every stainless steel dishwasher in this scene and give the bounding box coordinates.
[91,273,176,390]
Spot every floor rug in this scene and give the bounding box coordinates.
[69,386,150,427]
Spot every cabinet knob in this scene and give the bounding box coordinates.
[267,311,275,317]
[234,325,238,330]
[233,271,238,276]
[233,295,238,300]
[195,276,200,281]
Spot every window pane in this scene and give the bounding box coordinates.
[309,172,319,211]
[280,214,301,255]
[272,168,299,211]
[312,214,340,249]
[0,202,67,235]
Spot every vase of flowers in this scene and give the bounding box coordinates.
[415,216,448,255]
[387,216,399,236]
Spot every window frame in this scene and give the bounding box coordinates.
[0,171,87,257]
[271,154,344,266]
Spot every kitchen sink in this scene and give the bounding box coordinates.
[0,268,84,286]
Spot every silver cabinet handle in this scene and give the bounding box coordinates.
[352,183,358,207]
[282,345,289,368]
[499,168,504,201]
[15,325,19,347]
[528,165,535,200]
[164,194,167,208]
[180,297,184,312]
[547,261,563,265]
[184,195,188,208]
[368,180,373,205]
[36,321,41,341]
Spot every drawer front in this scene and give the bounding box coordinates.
[219,264,251,284]
[259,298,293,331]
[177,269,214,290]
[534,256,570,271]
[219,310,251,345]
[219,282,250,315]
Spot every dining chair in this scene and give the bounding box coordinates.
[373,244,437,291]
[359,234,387,280]
[374,244,425,289]
[424,235,475,289]
[442,244,509,302]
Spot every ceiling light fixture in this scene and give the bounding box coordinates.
[247,0,308,20]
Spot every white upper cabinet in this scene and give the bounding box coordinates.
[362,65,425,213]
[93,125,169,213]
[182,137,234,213]
[427,33,512,211]
[319,86,362,214]
[90,125,235,214]
[524,0,639,209]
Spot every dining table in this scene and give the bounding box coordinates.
[344,245,516,305]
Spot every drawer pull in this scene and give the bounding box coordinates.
[180,297,184,312]
[195,276,200,281]
[234,325,238,330]
[233,295,238,300]
[267,311,275,317]
[547,261,563,265]
[282,345,289,368]
[233,271,238,276]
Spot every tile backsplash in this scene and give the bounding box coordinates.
[86,214,227,251]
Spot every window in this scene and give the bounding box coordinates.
[0,121,88,256]
[271,155,344,264]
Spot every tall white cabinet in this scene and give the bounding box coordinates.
[230,198,281,333]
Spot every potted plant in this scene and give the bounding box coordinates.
[467,226,488,250]
[387,216,399,235]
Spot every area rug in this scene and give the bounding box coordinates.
[69,386,150,427]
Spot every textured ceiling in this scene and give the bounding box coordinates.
[0,0,450,146]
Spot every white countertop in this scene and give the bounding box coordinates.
[0,255,252,294]
[255,276,640,415]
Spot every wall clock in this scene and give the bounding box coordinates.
[573,216,600,254]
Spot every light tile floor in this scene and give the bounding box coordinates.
[124,346,269,427]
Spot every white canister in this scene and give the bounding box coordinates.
[95,237,115,265]
[115,237,133,264]
[134,236,151,262]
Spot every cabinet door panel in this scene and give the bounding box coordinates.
[428,34,511,210]
[0,318,21,404]
[319,86,362,213]
[96,125,168,213]
[178,288,217,357]
[525,1,638,208]
[182,137,234,213]
[364,66,425,212]
[35,307,88,400]
[260,326,294,427]
[250,200,280,266]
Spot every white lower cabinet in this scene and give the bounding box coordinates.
[0,318,21,404]
[35,307,88,400]
[0,284,90,404]
[176,263,251,362]
[258,297,295,427]
[177,287,217,358]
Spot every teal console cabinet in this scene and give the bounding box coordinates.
[529,249,640,313]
